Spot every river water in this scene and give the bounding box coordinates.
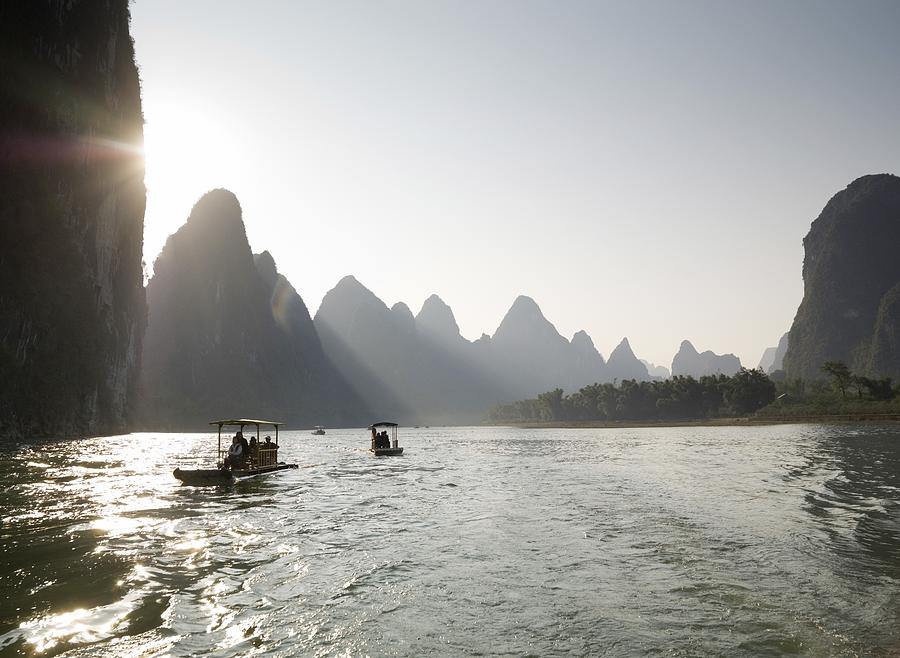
[1,424,899,657]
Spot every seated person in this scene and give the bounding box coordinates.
[248,436,259,466]
[222,434,246,470]
[262,436,277,464]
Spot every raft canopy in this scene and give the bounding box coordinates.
[369,421,399,429]
[210,419,284,427]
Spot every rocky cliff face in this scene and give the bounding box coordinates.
[784,174,900,380]
[671,340,741,377]
[758,332,789,373]
[0,2,146,438]
[139,190,360,428]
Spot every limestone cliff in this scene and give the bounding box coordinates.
[0,2,146,438]
[784,174,900,380]
[605,338,651,382]
[139,190,361,428]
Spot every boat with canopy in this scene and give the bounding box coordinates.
[311,425,326,435]
[173,418,298,485]
[369,421,403,456]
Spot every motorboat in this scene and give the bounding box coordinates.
[369,421,403,456]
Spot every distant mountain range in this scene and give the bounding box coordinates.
[135,191,675,426]
[671,340,741,378]
[81,179,794,427]
[315,281,660,423]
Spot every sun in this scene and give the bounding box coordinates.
[141,100,249,271]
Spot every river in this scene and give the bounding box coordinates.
[1,424,899,657]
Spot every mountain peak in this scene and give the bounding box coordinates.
[510,295,541,313]
[672,340,741,377]
[253,251,277,289]
[606,338,650,381]
[571,330,594,348]
[417,293,462,343]
[391,301,414,320]
[679,339,696,352]
[186,189,244,233]
[613,337,633,354]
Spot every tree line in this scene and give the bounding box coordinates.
[488,361,900,424]
[487,368,776,423]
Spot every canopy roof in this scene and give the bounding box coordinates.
[210,418,284,427]
[369,421,399,428]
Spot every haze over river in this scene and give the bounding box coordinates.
[1,425,899,657]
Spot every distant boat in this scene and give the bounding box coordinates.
[311,425,326,435]
[369,421,404,456]
[174,418,298,485]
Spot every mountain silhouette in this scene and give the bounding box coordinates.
[671,340,741,377]
[784,174,900,379]
[139,190,362,427]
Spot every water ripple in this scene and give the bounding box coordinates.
[1,425,900,656]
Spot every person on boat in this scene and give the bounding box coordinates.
[262,436,277,465]
[223,434,245,470]
[249,436,259,466]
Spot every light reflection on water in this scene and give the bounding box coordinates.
[0,425,899,656]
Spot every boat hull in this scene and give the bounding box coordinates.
[174,462,298,485]
[370,447,403,456]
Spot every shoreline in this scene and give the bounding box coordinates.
[500,413,900,430]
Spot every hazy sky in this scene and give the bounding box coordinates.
[131,0,900,369]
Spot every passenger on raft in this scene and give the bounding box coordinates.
[222,434,246,470]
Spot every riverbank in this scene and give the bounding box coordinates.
[503,413,900,429]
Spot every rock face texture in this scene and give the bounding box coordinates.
[605,338,651,382]
[671,340,741,378]
[139,190,361,428]
[0,2,146,438]
[784,174,900,380]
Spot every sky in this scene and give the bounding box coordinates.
[130,0,900,369]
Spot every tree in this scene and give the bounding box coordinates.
[822,361,852,399]
[537,388,564,421]
[855,376,895,401]
[726,368,776,414]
